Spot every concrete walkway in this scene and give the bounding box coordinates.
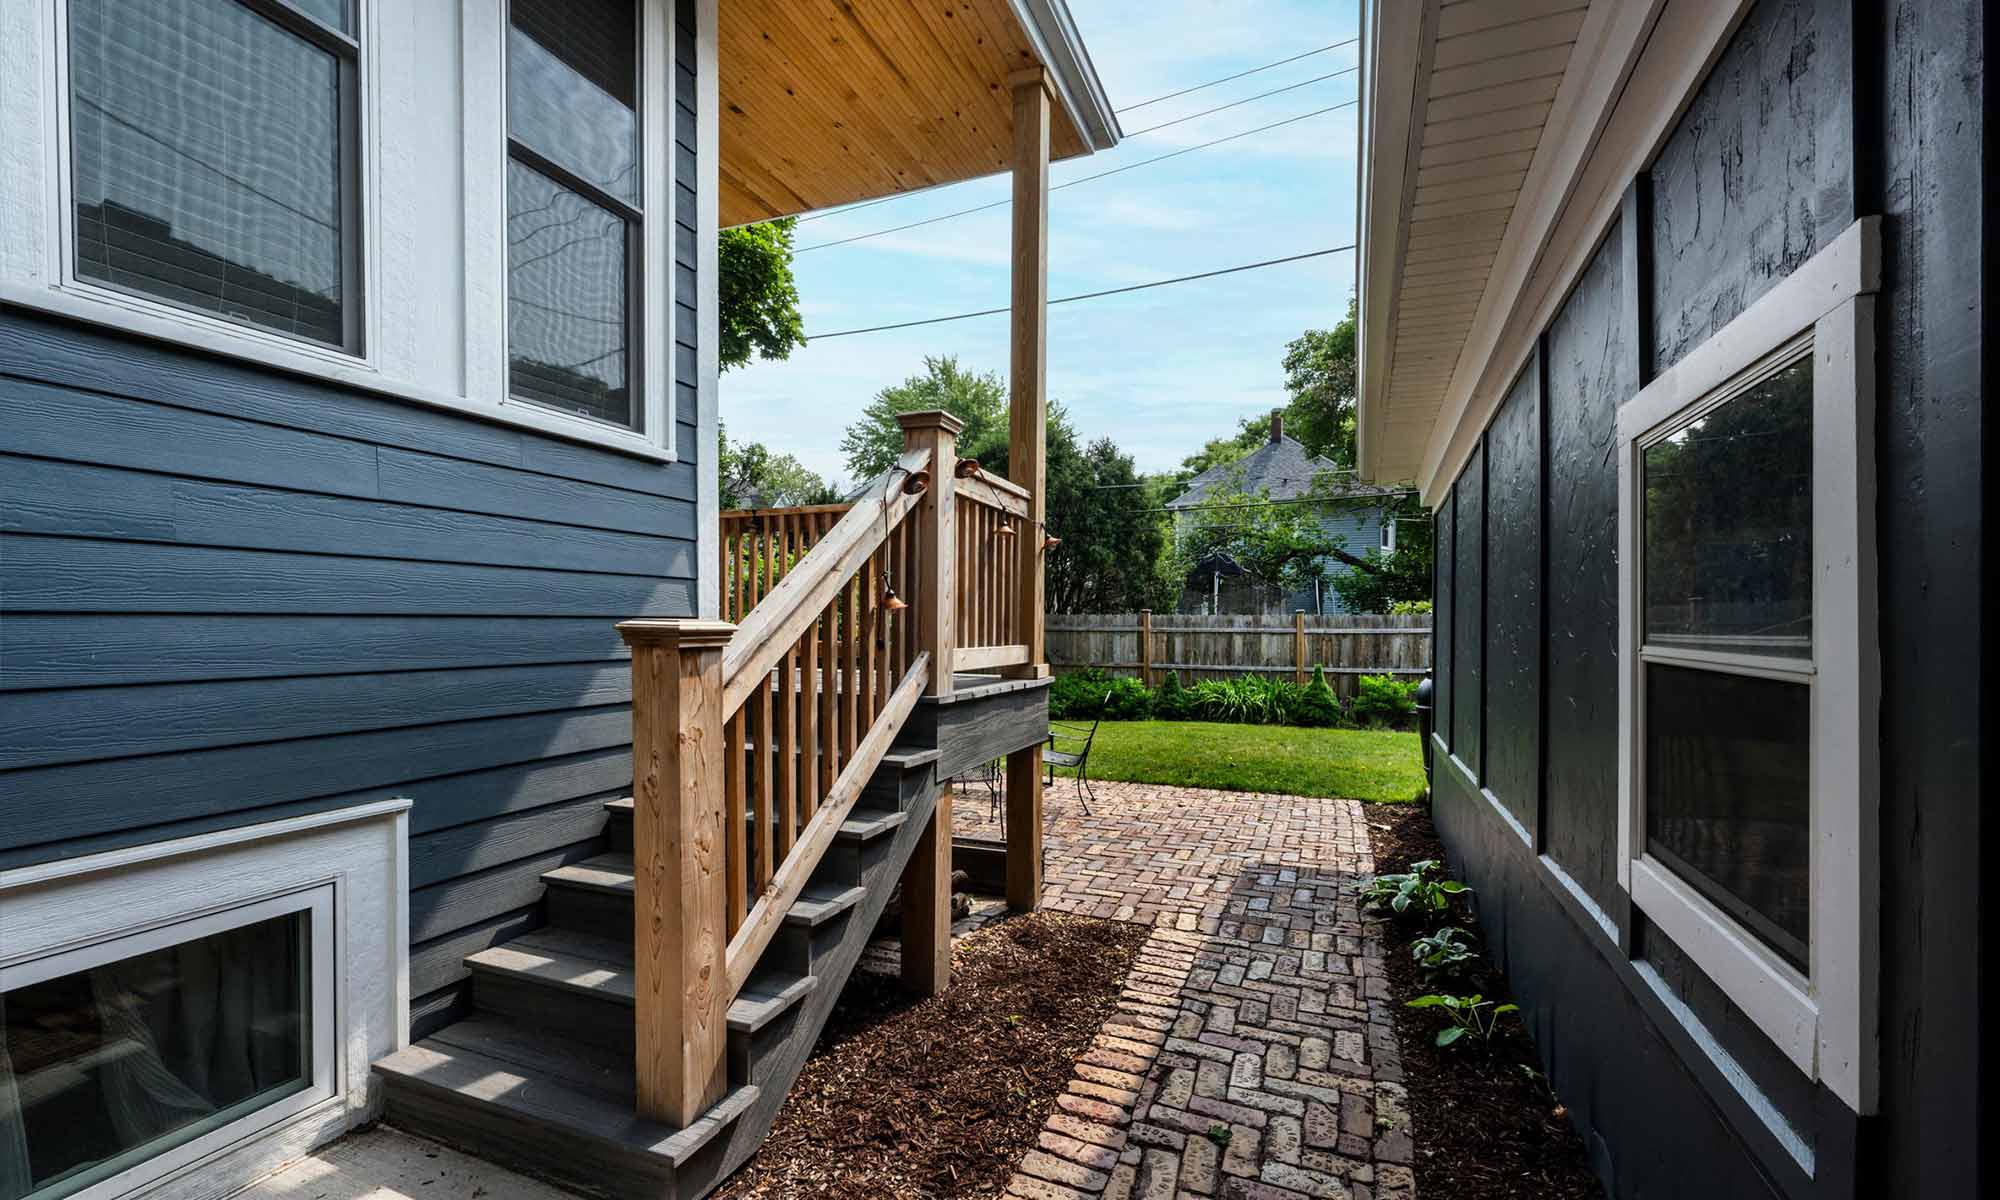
[957,780,1412,1200]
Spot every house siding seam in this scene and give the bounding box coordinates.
[1422,0,1984,1194]
[0,3,704,1042]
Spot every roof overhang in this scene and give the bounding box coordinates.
[1356,0,1705,501]
[717,0,1120,227]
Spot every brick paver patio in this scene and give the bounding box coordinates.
[953,779,1413,1200]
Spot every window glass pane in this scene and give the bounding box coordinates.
[68,0,348,348]
[1642,355,1812,657]
[285,0,349,33]
[1,912,311,1200]
[507,161,632,428]
[1645,664,1810,969]
[508,5,638,205]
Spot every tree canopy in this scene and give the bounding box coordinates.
[1327,494,1433,613]
[838,355,1011,480]
[717,424,839,509]
[1280,298,1359,468]
[719,217,806,372]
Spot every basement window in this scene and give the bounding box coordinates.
[1615,218,1879,1114]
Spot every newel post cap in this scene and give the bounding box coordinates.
[896,409,966,437]
[617,618,737,650]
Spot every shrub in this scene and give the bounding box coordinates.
[1187,675,1300,725]
[1360,859,1470,915]
[1291,665,1345,728]
[1049,668,1112,720]
[1352,674,1419,726]
[1100,676,1155,720]
[1389,599,1433,616]
[1155,670,1201,721]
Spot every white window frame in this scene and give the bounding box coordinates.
[1,887,338,1200]
[1380,517,1396,554]
[1615,216,1880,1113]
[0,799,409,1200]
[0,0,687,462]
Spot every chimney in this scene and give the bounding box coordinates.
[1269,410,1284,444]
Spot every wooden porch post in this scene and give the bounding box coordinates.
[897,409,960,994]
[1004,65,1051,913]
[616,618,735,1128]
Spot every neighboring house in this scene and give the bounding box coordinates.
[0,4,1116,1200]
[1357,1,1987,1198]
[1166,412,1402,614]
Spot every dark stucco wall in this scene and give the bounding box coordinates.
[1423,0,1987,1194]
[0,0,707,1041]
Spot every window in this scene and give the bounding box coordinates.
[0,888,336,1200]
[1380,519,1396,553]
[65,0,360,349]
[1616,218,1879,1112]
[505,0,643,431]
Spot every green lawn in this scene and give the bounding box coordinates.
[1060,720,1427,804]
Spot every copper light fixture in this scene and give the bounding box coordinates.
[954,457,984,479]
[882,582,908,612]
[902,468,932,495]
[995,519,1017,538]
[1042,534,1062,550]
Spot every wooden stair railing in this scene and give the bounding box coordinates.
[718,503,853,622]
[615,437,939,1130]
[954,469,1032,672]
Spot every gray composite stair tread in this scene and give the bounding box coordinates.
[375,1037,758,1170]
[785,884,867,928]
[465,940,635,1005]
[837,808,906,842]
[423,1014,633,1096]
[543,853,636,894]
[728,974,818,1035]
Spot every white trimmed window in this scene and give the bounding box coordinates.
[1615,217,1879,1112]
[0,0,692,459]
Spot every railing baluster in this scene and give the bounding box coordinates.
[801,613,821,825]
[820,596,839,795]
[777,637,797,859]
[726,707,747,935]
[756,668,773,897]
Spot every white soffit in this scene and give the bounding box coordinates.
[1360,0,1597,485]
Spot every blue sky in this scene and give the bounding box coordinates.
[720,0,1363,490]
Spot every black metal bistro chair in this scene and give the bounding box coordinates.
[1045,694,1110,815]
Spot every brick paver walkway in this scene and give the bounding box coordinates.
[953,780,1413,1200]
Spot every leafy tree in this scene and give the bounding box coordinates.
[1281,299,1359,467]
[839,356,1010,480]
[1004,431,1167,613]
[1174,474,1376,597]
[719,218,806,371]
[717,424,839,509]
[1329,495,1434,613]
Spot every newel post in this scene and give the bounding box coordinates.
[616,617,735,1127]
[896,409,960,995]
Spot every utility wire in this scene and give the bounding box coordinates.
[1123,67,1356,138]
[806,245,1354,340]
[797,101,1357,254]
[1116,38,1359,113]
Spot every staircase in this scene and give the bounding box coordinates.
[373,740,943,1198]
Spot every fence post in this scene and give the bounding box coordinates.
[1295,610,1307,685]
[895,409,960,994]
[1139,608,1153,687]
[616,617,735,1128]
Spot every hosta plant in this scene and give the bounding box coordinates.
[1409,926,1477,977]
[1360,859,1470,915]
[1405,992,1518,1049]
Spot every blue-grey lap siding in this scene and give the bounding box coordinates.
[1,0,706,1043]
[1422,0,1988,1194]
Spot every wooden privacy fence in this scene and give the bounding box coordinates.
[1047,611,1432,699]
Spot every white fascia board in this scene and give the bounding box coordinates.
[1355,0,1427,484]
[1008,0,1123,149]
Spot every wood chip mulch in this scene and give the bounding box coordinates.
[1368,801,1605,1199]
[712,911,1150,1200]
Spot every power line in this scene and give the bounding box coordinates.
[797,102,1356,254]
[806,245,1354,340]
[1123,67,1356,138]
[1116,38,1359,113]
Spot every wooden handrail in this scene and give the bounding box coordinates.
[721,652,929,1000]
[720,444,930,713]
[957,472,1029,518]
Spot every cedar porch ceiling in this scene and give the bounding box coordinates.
[1369,0,1590,483]
[718,1,1097,227]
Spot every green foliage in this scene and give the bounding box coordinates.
[839,356,1010,480]
[717,424,839,509]
[1205,1124,1232,1148]
[1404,992,1518,1049]
[1281,300,1359,468]
[1330,498,1434,614]
[1175,476,1368,599]
[1389,599,1433,616]
[1184,676,1304,725]
[1292,665,1346,728]
[1048,668,1113,721]
[1408,926,1477,978]
[1352,674,1419,727]
[1100,677,1155,721]
[1360,859,1470,915]
[718,218,805,371]
[1154,671,1202,721]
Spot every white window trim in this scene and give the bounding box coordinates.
[1614,216,1880,1113]
[0,798,410,1200]
[0,0,684,462]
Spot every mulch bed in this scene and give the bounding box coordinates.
[1367,802,1605,1199]
[712,911,1150,1200]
